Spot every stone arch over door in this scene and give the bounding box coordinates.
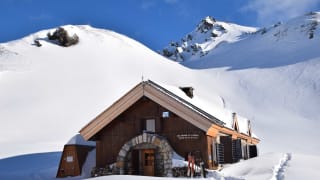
[116,133,173,176]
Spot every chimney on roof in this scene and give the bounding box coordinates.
[232,112,237,120]
[179,86,194,98]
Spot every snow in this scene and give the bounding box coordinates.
[66,134,95,146]
[0,25,194,158]
[161,16,257,61]
[270,153,291,180]
[285,153,320,180]
[81,149,96,178]
[155,82,252,135]
[0,152,61,180]
[0,11,320,180]
[1,152,319,180]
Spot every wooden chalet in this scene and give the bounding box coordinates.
[57,80,260,177]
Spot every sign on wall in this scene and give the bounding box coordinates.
[176,133,199,140]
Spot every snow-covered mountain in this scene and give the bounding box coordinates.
[161,12,319,64]
[161,16,257,61]
[159,12,320,156]
[0,11,320,180]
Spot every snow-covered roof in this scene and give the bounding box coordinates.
[147,80,225,126]
[66,134,96,146]
[147,80,254,137]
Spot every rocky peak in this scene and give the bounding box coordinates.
[160,16,256,62]
[196,16,216,33]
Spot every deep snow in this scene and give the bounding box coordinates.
[1,152,319,180]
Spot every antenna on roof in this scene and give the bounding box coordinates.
[142,74,145,95]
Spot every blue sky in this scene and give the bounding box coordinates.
[1,0,320,50]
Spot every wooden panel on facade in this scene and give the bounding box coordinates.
[56,145,95,178]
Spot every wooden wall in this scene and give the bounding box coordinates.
[94,97,209,168]
[56,145,94,178]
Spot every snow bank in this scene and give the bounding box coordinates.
[0,152,61,180]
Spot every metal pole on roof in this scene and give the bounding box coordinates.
[142,75,145,96]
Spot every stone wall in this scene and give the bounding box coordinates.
[116,132,173,176]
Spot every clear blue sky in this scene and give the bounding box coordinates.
[1,0,319,50]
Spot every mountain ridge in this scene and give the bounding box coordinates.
[161,12,320,65]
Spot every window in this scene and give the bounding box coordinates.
[66,155,73,162]
[146,119,155,132]
[162,111,169,118]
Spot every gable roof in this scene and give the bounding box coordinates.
[80,80,256,141]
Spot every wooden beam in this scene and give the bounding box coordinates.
[207,124,260,144]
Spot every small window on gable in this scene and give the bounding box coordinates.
[162,111,169,118]
[146,119,155,132]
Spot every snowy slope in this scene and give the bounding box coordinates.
[0,152,61,180]
[184,12,320,69]
[0,25,197,158]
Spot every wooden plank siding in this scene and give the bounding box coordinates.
[56,145,94,178]
[80,84,144,140]
[94,97,210,167]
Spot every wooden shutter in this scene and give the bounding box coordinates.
[220,136,233,163]
[232,139,242,162]
[216,143,224,164]
[249,145,258,158]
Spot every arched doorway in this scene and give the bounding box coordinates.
[116,133,173,176]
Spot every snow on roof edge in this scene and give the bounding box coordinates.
[66,134,96,146]
[146,80,258,138]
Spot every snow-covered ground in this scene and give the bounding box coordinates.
[1,152,319,180]
[1,12,320,180]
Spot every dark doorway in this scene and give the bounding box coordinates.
[220,136,233,163]
[131,149,140,175]
[131,149,155,176]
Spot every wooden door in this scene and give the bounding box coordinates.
[142,149,154,176]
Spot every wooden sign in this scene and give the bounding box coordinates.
[176,133,199,140]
